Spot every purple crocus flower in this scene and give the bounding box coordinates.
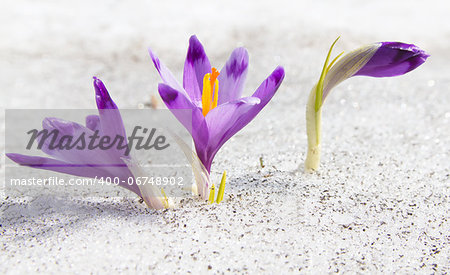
[305,38,429,171]
[321,41,429,101]
[6,78,148,203]
[149,35,285,174]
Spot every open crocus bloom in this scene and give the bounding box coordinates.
[149,35,285,197]
[6,78,169,209]
[305,38,429,171]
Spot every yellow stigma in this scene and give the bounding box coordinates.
[202,67,220,116]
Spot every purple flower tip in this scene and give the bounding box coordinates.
[356,42,429,77]
[148,48,161,71]
[6,153,44,167]
[6,153,25,164]
[186,35,207,64]
[271,66,285,84]
[93,77,117,110]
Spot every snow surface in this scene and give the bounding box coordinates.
[1,0,449,273]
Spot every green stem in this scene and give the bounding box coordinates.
[304,37,343,172]
[305,84,322,172]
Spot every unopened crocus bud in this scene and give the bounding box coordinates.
[305,38,429,172]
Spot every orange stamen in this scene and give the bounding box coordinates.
[201,67,220,116]
[210,67,220,89]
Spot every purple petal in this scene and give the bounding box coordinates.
[39,117,134,191]
[91,80,139,195]
[40,117,123,166]
[197,66,285,172]
[355,42,429,77]
[211,66,284,152]
[215,66,284,145]
[148,48,185,93]
[158,83,198,110]
[158,83,208,152]
[205,97,260,145]
[251,66,285,106]
[217,47,249,105]
[93,77,128,156]
[183,35,212,105]
[7,153,109,177]
[6,153,140,195]
[196,97,260,172]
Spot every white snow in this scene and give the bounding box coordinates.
[1,0,449,273]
